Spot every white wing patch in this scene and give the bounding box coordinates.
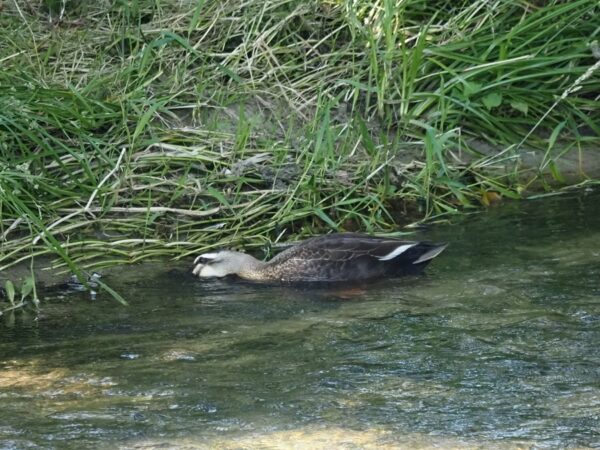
[377,244,416,261]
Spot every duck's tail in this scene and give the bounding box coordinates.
[411,242,448,265]
[383,241,447,276]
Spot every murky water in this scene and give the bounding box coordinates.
[1,189,600,449]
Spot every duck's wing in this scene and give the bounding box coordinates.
[270,233,417,261]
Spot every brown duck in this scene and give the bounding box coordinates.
[192,233,446,283]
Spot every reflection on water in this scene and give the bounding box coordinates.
[1,189,600,449]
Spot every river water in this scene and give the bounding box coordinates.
[1,189,599,449]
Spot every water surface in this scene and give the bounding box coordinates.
[1,190,600,449]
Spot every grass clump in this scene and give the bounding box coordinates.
[0,0,599,281]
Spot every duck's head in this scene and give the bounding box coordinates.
[192,250,261,278]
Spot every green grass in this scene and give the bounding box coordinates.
[0,0,599,284]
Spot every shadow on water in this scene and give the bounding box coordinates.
[1,189,600,449]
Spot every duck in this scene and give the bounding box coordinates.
[192,233,446,283]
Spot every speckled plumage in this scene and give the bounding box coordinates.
[193,233,447,283]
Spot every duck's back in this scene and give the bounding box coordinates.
[262,233,445,282]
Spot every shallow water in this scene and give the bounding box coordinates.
[1,189,600,449]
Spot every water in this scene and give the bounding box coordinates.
[1,189,600,449]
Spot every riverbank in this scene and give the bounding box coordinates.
[1,0,599,282]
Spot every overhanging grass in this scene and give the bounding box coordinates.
[0,0,599,278]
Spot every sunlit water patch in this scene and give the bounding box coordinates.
[1,189,600,449]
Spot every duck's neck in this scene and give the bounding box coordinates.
[236,254,268,280]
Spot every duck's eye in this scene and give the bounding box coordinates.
[196,257,211,264]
